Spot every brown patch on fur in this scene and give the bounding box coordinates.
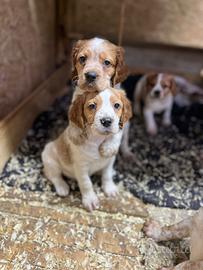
[161,74,176,96]
[84,93,102,124]
[112,47,129,85]
[71,38,128,88]
[110,93,123,119]
[135,73,158,107]
[55,132,72,164]
[69,132,87,146]
[145,73,158,95]
[69,94,86,129]
[69,91,102,129]
[111,89,132,128]
[71,40,86,83]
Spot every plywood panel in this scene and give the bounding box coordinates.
[0,186,193,269]
[125,45,203,79]
[66,0,203,48]
[0,64,70,173]
[0,0,56,119]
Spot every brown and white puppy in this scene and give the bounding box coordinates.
[71,37,133,159]
[72,37,128,94]
[134,73,176,135]
[42,88,132,212]
[143,207,203,270]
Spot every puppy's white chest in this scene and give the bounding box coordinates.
[80,139,103,160]
[74,138,110,175]
[147,95,173,113]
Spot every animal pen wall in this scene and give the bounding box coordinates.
[0,0,202,170]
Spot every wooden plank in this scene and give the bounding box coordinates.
[0,187,148,218]
[0,187,144,269]
[0,186,190,269]
[0,63,70,173]
[125,45,203,79]
[66,0,203,49]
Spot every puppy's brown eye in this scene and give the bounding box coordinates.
[149,82,155,87]
[79,56,86,64]
[88,103,97,110]
[104,60,111,66]
[114,103,120,109]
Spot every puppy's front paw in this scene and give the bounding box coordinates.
[102,181,118,197]
[55,181,70,197]
[82,192,100,212]
[143,219,162,241]
[162,119,171,127]
[147,126,158,136]
[99,143,118,158]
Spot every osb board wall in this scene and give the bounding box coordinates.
[0,0,56,119]
[66,0,203,49]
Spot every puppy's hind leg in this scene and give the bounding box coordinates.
[42,143,70,197]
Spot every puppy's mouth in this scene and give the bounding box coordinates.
[86,81,97,87]
[151,92,165,99]
[95,127,114,136]
[80,80,99,91]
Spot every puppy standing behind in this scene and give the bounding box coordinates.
[72,37,128,95]
[42,88,132,211]
[134,73,176,135]
[143,207,203,270]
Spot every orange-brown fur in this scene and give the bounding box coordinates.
[69,89,132,133]
[55,133,72,164]
[71,39,128,90]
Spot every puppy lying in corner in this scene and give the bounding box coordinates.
[134,73,176,135]
[42,88,132,211]
[143,207,203,270]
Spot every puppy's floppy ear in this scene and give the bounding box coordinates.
[69,94,86,129]
[119,90,132,129]
[170,77,176,96]
[112,47,129,86]
[71,40,83,83]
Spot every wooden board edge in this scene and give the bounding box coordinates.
[0,63,71,173]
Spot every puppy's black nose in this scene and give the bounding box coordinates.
[85,72,97,83]
[100,118,112,127]
[154,90,160,97]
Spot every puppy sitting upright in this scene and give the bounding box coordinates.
[42,88,132,211]
[134,73,176,135]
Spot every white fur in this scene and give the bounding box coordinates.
[89,37,105,51]
[42,89,123,211]
[134,74,174,135]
